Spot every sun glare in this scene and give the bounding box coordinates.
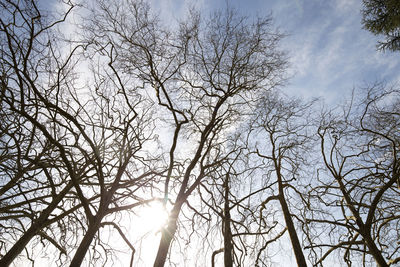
[139,202,169,232]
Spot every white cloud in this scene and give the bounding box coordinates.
[333,0,359,13]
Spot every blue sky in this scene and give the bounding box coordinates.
[151,0,400,105]
[7,1,396,266]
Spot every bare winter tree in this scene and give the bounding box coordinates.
[250,91,316,267]
[0,1,80,264]
[190,136,286,267]
[0,1,162,266]
[305,85,400,266]
[87,1,287,266]
[2,1,399,267]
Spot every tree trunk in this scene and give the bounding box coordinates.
[279,193,307,267]
[69,215,103,266]
[0,223,40,266]
[223,174,233,267]
[0,184,72,266]
[276,169,307,267]
[336,177,388,267]
[153,203,182,267]
[362,230,388,267]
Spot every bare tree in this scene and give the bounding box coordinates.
[87,1,287,265]
[305,85,400,266]
[251,91,316,267]
[0,1,79,264]
[0,1,161,266]
[192,137,285,267]
[3,1,398,267]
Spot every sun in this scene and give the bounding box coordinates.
[139,202,169,233]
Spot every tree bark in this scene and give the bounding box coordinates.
[153,203,182,267]
[0,183,73,266]
[335,176,388,267]
[0,223,40,266]
[275,159,307,267]
[279,192,307,267]
[362,233,388,267]
[223,174,233,267]
[69,215,103,266]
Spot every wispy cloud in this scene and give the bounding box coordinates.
[265,0,400,104]
[135,0,400,104]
